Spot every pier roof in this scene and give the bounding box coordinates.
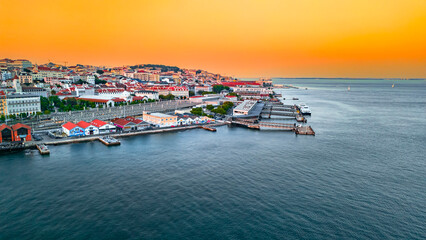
[11,123,31,130]
[62,122,78,130]
[76,121,92,129]
[90,119,107,127]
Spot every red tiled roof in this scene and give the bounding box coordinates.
[0,124,12,131]
[132,96,146,101]
[77,98,109,103]
[11,123,31,130]
[112,118,130,126]
[112,98,126,102]
[76,121,92,129]
[90,119,107,128]
[62,122,78,130]
[132,119,143,124]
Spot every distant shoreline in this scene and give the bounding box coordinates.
[242,77,425,80]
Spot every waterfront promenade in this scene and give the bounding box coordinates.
[31,100,196,131]
[42,122,226,146]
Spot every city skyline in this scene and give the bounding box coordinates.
[1,0,425,78]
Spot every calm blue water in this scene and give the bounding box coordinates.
[1,79,425,240]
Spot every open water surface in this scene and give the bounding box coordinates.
[0,79,425,239]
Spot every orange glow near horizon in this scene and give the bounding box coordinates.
[0,0,425,78]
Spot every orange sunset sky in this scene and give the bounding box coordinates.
[0,0,425,78]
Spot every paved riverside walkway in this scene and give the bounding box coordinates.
[43,122,226,146]
[32,100,196,131]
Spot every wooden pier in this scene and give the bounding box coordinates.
[295,126,315,135]
[36,144,50,155]
[200,126,217,132]
[296,115,307,123]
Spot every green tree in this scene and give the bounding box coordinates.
[40,96,50,111]
[190,107,203,116]
[212,85,230,93]
[222,101,234,111]
[96,70,104,75]
[206,105,214,110]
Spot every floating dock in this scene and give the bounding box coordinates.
[295,126,315,135]
[99,136,120,146]
[36,144,50,155]
[296,115,307,123]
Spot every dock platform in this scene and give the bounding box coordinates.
[295,126,315,135]
[36,144,50,155]
[99,136,121,146]
[200,126,217,132]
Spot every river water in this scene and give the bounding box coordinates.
[0,79,425,239]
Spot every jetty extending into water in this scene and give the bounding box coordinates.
[36,144,50,155]
[99,136,120,146]
[200,126,217,132]
[228,99,315,135]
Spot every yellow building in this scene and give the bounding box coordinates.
[143,111,177,127]
[0,91,7,116]
[19,74,33,84]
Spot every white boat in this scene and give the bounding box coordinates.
[348,86,351,91]
[300,106,311,115]
[296,103,306,108]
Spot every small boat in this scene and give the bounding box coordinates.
[300,106,311,115]
[392,84,395,88]
[348,86,351,91]
[292,97,299,100]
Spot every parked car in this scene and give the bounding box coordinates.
[32,134,43,141]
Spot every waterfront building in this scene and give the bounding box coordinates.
[112,118,137,131]
[175,114,213,125]
[0,124,13,142]
[90,119,116,134]
[6,93,41,116]
[142,111,177,127]
[233,100,258,116]
[76,121,99,135]
[123,116,150,130]
[62,122,85,137]
[11,123,32,142]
